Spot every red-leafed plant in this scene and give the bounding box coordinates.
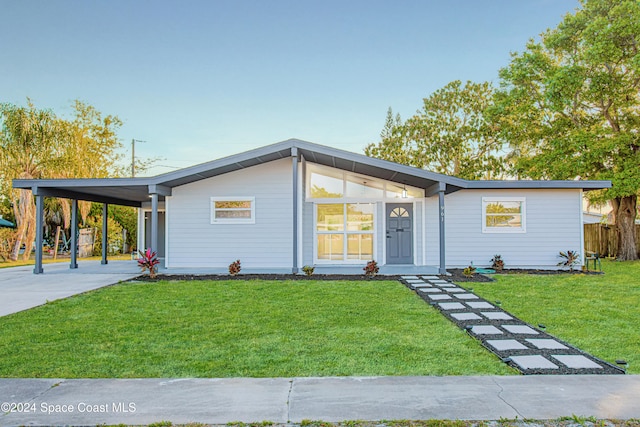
[558,250,580,271]
[363,260,379,278]
[137,248,160,278]
[229,259,241,276]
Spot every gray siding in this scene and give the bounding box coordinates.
[167,159,293,268]
[427,189,582,269]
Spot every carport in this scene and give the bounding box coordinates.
[11,179,169,274]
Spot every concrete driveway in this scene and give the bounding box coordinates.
[0,260,141,317]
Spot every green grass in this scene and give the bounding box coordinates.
[0,279,512,378]
[471,260,640,373]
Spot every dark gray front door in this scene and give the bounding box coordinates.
[386,203,413,264]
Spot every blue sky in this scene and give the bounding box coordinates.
[2,0,579,175]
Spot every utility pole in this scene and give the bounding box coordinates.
[131,139,146,177]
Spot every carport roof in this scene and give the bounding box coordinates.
[12,138,611,206]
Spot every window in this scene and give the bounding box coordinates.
[307,163,424,199]
[211,197,255,224]
[482,197,525,233]
[316,203,374,262]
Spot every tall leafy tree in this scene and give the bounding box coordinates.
[366,80,505,180]
[494,0,640,260]
[0,101,63,260]
[0,100,123,260]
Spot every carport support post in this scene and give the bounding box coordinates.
[70,199,78,269]
[150,193,158,256]
[291,146,299,274]
[101,203,108,265]
[34,191,44,274]
[438,187,446,275]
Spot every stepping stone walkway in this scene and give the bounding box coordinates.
[400,275,624,375]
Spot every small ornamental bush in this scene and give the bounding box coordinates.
[491,254,504,272]
[558,250,580,271]
[463,265,476,278]
[229,259,241,276]
[137,248,160,278]
[363,260,379,278]
[302,265,315,276]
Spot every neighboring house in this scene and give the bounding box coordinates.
[582,199,613,224]
[13,139,611,274]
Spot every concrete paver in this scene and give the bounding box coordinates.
[552,355,604,369]
[486,339,529,351]
[510,355,559,370]
[526,339,569,350]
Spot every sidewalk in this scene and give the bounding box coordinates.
[1,375,639,425]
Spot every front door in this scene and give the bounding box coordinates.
[386,203,413,264]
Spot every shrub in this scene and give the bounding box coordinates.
[491,254,504,272]
[85,215,124,256]
[302,265,315,276]
[363,260,379,278]
[558,250,580,271]
[229,259,241,276]
[463,265,476,278]
[137,248,160,278]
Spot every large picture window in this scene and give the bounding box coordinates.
[316,203,374,262]
[482,197,526,233]
[307,164,424,199]
[211,197,255,224]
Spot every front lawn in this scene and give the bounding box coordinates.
[471,260,640,373]
[0,279,512,378]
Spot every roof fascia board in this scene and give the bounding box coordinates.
[151,140,294,185]
[465,180,612,190]
[29,186,142,207]
[13,178,152,189]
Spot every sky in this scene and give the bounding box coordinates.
[1,0,580,176]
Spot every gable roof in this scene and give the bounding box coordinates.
[12,138,611,207]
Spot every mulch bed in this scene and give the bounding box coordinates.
[134,273,402,282]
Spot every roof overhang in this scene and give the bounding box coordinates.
[11,139,612,205]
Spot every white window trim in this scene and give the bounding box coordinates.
[313,202,376,264]
[482,197,526,233]
[210,197,255,224]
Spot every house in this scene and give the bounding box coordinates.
[13,139,611,274]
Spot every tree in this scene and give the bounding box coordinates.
[0,99,123,260]
[365,80,505,180]
[494,0,640,260]
[0,101,62,260]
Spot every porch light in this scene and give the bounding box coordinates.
[402,184,408,198]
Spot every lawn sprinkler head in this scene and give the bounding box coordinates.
[538,323,546,331]
[615,359,628,372]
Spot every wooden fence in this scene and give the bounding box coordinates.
[584,223,640,257]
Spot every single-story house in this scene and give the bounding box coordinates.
[13,139,611,274]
